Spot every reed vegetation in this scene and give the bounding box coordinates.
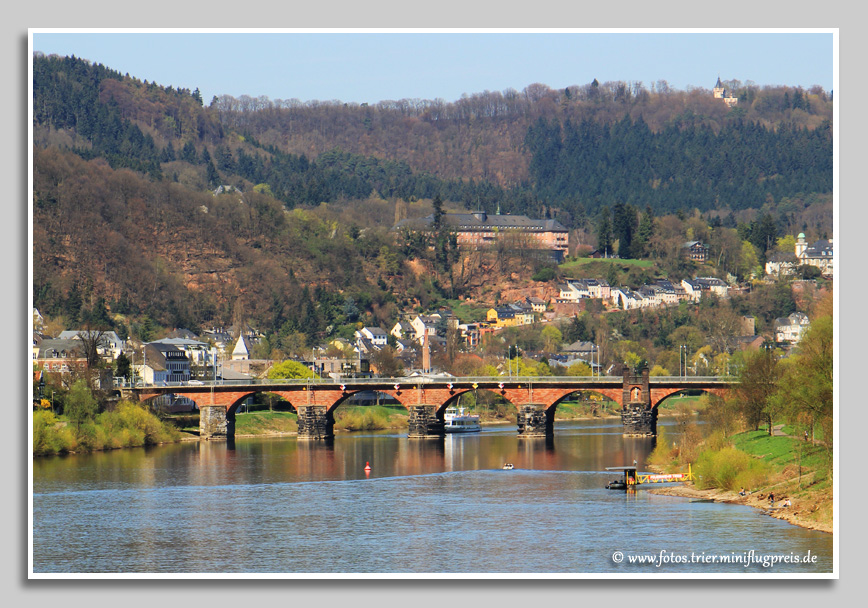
[334,406,408,432]
[33,401,182,456]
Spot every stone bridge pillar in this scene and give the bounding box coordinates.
[408,404,445,439]
[200,404,233,440]
[517,404,552,438]
[621,367,657,437]
[297,405,334,440]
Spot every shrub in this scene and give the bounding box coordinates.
[33,410,77,456]
[694,446,769,490]
[531,266,557,282]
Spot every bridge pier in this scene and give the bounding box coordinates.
[296,405,334,440]
[621,404,657,437]
[408,404,445,438]
[200,404,232,440]
[620,366,657,437]
[517,404,552,438]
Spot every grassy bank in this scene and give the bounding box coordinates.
[33,401,183,456]
[333,405,409,432]
[553,401,620,420]
[648,427,832,533]
[234,410,299,435]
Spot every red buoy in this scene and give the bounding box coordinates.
[364,462,371,471]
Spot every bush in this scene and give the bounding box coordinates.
[693,446,769,490]
[531,266,557,282]
[33,410,77,456]
[98,401,180,445]
[33,400,181,455]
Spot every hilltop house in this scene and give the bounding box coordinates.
[713,77,739,107]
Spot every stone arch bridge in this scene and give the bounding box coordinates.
[121,369,733,440]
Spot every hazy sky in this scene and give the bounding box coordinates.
[31,30,835,106]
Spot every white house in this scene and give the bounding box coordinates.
[390,321,415,340]
[557,283,580,302]
[526,296,547,313]
[765,252,799,277]
[582,278,611,300]
[611,288,646,310]
[410,315,440,343]
[775,312,811,344]
[355,326,389,347]
[136,343,191,385]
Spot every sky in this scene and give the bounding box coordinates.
[30,30,835,106]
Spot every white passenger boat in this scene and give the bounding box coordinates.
[443,406,481,433]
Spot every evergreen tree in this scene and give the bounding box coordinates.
[634,205,655,258]
[181,140,198,164]
[596,206,612,256]
[612,203,638,259]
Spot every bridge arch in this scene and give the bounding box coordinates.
[650,387,729,410]
[326,389,407,413]
[549,388,625,416]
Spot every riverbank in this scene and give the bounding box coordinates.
[645,427,833,534]
[647,482,832,534]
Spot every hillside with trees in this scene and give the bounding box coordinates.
[31,52,833,345]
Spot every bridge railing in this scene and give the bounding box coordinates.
[125,375,734,389]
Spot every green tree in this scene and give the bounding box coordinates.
[541,324,563,353]
[633,206,655,258]
[596,206,612,256]
[735,349,783,434]
[64,379,98,431]
[771,313,832,446]
[739,240,760,280]
[776,234,796,254]
[566,361,593,376]
[267,360,317,380]
[115,352,131,381]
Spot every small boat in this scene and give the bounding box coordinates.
[604,465,638,490]
[502,463,514,470]
[444,406,481,433]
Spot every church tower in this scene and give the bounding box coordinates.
[713,76,726,99]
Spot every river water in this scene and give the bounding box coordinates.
[31,419,833,575]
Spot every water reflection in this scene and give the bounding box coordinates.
[32,419,833,574]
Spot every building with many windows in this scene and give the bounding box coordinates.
[395,211,569,262]
[795,233,833,277]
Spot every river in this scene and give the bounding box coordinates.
[31,419,833,575]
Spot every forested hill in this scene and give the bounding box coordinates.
[31,52,834,341]
[34,53,832,225]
